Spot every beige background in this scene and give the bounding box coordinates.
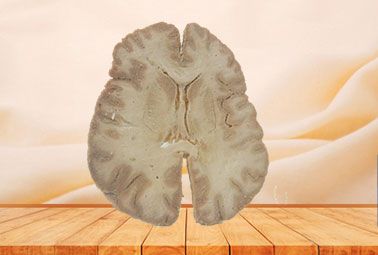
[0,0,377,204]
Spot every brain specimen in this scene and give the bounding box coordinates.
[88,22,269,226]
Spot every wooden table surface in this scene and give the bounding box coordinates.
[0,206,377,255]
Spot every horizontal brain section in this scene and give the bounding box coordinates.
[88,22,268,226]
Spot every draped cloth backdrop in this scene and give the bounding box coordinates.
[0,0,377,204]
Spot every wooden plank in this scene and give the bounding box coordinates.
[317,208,377,220]
[309,208,378,235]
[240,208,318,255]
[0,208,90,255]
[219,213,273,255]
[0,208,113,255]
[0,204,376,208]
[0,204,114,208]
[99,217,153,255]
[25,208,113,243]
[0,206,375,255]
[186,208,228,255]
[56,210,129,255]
[0,208,68,234]
[142,209,186,255]
[263,208,378,255]
[349,208,377,218]
[0,208,46,223]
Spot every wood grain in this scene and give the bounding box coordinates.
[0,204,376,208]
[0,208,112,255]
[309,208,378,235]
[186,208,228,255]
[0,208,89,255]
[0,207,376,255]
[56,210,129,255]
[142,208,186,255]
[99,216,153,255]
[349,208,377,218]
[240,208,318,255]
[0,208,68,234]
[0,208,46,223]
[263,208,378,255]
[219,213,273,255]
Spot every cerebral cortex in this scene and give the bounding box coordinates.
[88,22,269,226]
